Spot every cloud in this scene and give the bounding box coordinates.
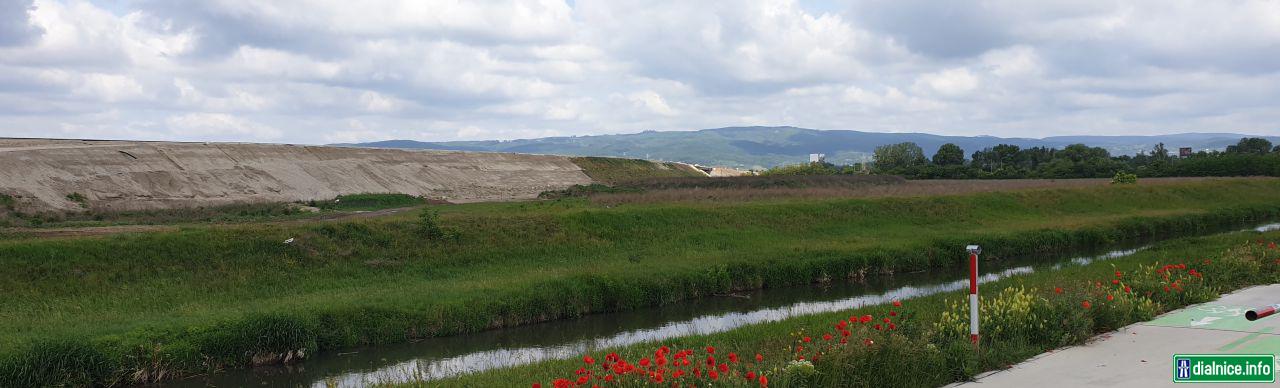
[164,113,283,141]
[914,68,979,98]
[0,0,1277,144]
[0,0,43,46]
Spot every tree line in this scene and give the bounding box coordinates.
[762,137,1280,179]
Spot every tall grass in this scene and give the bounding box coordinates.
[589,177,1258,205]
[1,179,1279,385]
[615,175,904,190]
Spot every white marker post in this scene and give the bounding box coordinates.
[967,245,981,346]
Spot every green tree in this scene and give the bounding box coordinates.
[873,142,927,171]
[931,143,966,166]
[1226,138,1273,155]
[971,144,1023,171]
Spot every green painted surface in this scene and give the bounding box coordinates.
[1149,304,1257,331]
[1219,327,1274,351]
[1233,336,1280,355]
[1149,304,1280,354]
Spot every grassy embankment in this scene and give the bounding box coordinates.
[3,179,1280,385]
[428,229,1280,387]
[0,193,423,229]
[569,157,706,184]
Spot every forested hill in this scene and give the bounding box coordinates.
[337,126,1278,168]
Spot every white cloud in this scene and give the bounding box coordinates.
[628,91,677,116]
[164,113,283,141]
[0,0,1276,144]
[914,68,980,97]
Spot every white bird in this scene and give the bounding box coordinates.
[284,237,295,244]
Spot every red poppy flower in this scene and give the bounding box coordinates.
[861,315,873,323]
[706,355,716,365]
[532,383,541,388]
[1112,279,1120,285]
[1054,287,1063,294]
[746,371,756,379]
[803,336,812,343]
[755,353,764,362]
[604,375,614,382]
[552,379,572,388]
[874,324,882,330]
[760,374,769,387]
[1107,294,1114,301]
[1124,286,1132,293]
[893,300,902,307]
[889,323,896,330]
[583,355,594,364]
[709,370,720,380]
[883,317,891,323]
[729,353,739,363]
[576,376,589,385]
[1082,300,1092,309]
[823,333,833,341]
[841,329,851,337]
[705,346,716,354]
[718,363,729,373]
[1115,271,1123,278]
[639,358,651,367]
[672,370,684,378]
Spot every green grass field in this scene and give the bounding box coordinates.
[3,179,1280,385]
[423,229,1280,387]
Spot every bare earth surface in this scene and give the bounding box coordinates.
[0,138,592,212]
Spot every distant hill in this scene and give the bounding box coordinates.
[338,127,1279,169]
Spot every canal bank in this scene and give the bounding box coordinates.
[160,224,1280,387]
[956,283,1280,387]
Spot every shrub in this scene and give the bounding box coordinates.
[0,193,14,211]
[310,193,423,211]
[1111,172,1138,184]
[65,192,88,208]
[416,207,457,241]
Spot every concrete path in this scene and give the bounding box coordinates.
[955,284,1280,387]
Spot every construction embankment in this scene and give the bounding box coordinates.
[0,138,594,212]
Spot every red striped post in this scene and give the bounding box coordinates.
[966,245,982,345]
[1246,304,1280,321]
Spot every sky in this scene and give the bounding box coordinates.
[0,0,1278,144]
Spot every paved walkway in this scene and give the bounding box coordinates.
[955,284,1280,387]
